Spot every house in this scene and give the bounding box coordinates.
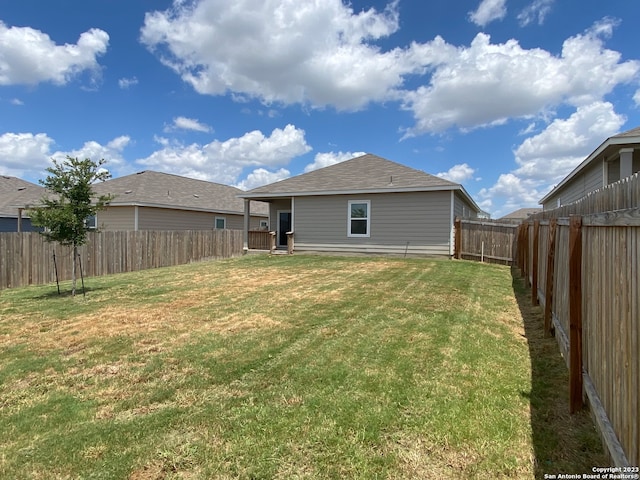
[540,126,640,209]
[238,154,481,256]
[92,171,269,231]
[0,176,45,232]
[498,207,542,223]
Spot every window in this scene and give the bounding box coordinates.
[215,217,226,229]
[85,215,96,229]
[348,200,370,237]
[259,220,268,230]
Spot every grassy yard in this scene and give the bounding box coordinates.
[0,255,604,479]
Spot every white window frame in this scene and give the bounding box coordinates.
[215,216,226,229]
[347,200,370,238]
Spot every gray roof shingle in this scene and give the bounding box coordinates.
[1,176,46,216]
[93,171,268,215]
[242,154,459,197]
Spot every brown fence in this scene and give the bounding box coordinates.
[454,219,517,265]
[516,176,640,467]
[0,229,244,290]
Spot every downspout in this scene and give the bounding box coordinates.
[134,205,139,231]
[243,199,250,254]
[449,190,455,257]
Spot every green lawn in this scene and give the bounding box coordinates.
[0,255,604,479]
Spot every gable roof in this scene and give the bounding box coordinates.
[540,126,640,204]
[1,176,46,217]
[93,171,268,215]
[240,153,479,210]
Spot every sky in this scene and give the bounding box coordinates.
[1,0,639,218]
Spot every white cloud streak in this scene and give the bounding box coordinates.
[468,0,507,27]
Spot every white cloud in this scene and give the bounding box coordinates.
[402,19,639,135]
[137,124,311,184]
[479,101,626,217]
[118,77,139,89]
[634,89,640,107]
[436,163,476,183]
[236,168,290,190]
[140,0,429,110]
[304,151,366,173]
[518,0,555,27]
[468,0,507,27]
[10,98,24,106]
[0,132,54,177]
[0,21,108,86]
[51,136,131,172]
[165,116,212,133]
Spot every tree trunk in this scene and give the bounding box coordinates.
[72,244,77,296]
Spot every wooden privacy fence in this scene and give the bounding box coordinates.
[517,208,639,467]
[0,229,244,290]
[454,218,517,265]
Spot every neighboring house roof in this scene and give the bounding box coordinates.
[240,153,481,211]
[1,176,46,217]
[540,126,640,204]
[93,170,268,216]
[498,207,542,220]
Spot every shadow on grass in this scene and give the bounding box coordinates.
[511,267,607,479]
[31,285,109,299]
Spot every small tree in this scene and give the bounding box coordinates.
[29,156,113,296]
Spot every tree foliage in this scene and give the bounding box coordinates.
[29,156,113,295]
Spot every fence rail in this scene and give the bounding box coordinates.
[517,182,639,466]
[0,229,244,290]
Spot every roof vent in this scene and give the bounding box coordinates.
[193,194,199,198]
[17,187,26,191]
[124,190,132,194]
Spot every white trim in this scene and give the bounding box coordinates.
[291,196,295,234]
[215,216,226,229]
[347,200,371,238]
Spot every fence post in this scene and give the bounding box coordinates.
[454,217,461,259]
[543,218,557,337]
[532,220,540,305]
[569,215,583,413]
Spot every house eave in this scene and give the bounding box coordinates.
[240,185,481,215]
[539,134,640,205]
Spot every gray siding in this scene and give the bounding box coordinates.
[97,207,136,230]
[292,191,452,255]
[544,159,604,209]
[0,217,39,232]
[99,206,264,231]
[269,199,292,231]
[454,192,478,219]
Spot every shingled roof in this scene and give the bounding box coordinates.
[93,171,268,215]
[1,176,45,217]
[241,153,465,198]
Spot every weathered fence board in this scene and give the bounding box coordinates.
[0,229,245,290]
[454,219,517,265]
[517,202,640,466]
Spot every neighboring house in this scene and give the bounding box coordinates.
[498,207,542,223]
[540,126,640,210]
[238,154,481,256]
[92,171,269,231]
[0,176,45,232]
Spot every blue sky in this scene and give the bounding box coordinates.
[1,0,639,217]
